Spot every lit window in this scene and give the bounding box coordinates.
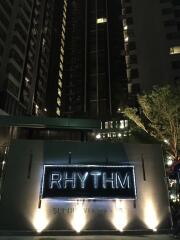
[125,120,128,128]
[56,108,60,116]
[109,121,113,128]
[61,46,64,55]
[125,37,129,42]
[62,24,65,33]
[60,62,63,71]
[59,70,63,79]
[62,18,66,27]
[62,31,65,40]
[61,38,64,47]
[63,12,66,20]
[63,5,67,13]
[96,18,107,24]
[105,121,108,129]
[58,88,62,96]
[124,25,128,30]
[25,77,30,82]
[60,54,63,63]
[120,120,124,129]
[58,80,62,88]
[170,46,180,55]
[57,97,61,106]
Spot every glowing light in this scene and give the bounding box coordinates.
[167,159,173,166]
[164,139,169,144]
[25,77,30,82]
[97,18,107,24]
[167,155,173,166]
[170,194,176,200]
[144,200,158,231]
[44,108,47,112]
[125,37,129,42]
[118,133,122,137]
[96,133,101,139]
[112,200,127,232]
[124,25,128,30]
[33,208,49,233]
[71,201,86,233]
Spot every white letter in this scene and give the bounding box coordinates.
[115,172,131,189]
[50,173,62,189]
[77,172,88,189]
[90,171,101,189]
[103,172,115,189]
[63,172,76,189]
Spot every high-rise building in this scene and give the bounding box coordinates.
[1,0,180,119]
[0,0,55,116]
[121,0,180,98]
[47,0,128,119]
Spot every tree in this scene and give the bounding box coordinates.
[124,85,180,161]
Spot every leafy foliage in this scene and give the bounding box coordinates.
[124,85,180,160]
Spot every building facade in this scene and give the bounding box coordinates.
[121,0,180,99]
[48,0,128,119]
[1,0,180,118]
[0,0,55,115]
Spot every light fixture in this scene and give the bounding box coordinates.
[33,208,49,233]
[97,18,107,24]
[112,200,127,232]
[71,201,86,233]
[96,133,101,139]
[144,200,158,231]
[163,139,169,144]
[167,159,173,166]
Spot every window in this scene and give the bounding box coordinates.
[125,6,132,14]
[172,0,180,5]
[9,48,23,66]
[170,46,180,55]
[174,10,180,18]
[0,25,6,41]
[7,80,19,97]
[0,43,4,56]
[0,8,9,27]
[164,19,175,27]
[167,32,180,40]
[126,17,133,25]
[172,61,180,69]
[59,69,63,79]
[58,88,62,96]
[12,35,25,53]
[57,97,61,106]
[129,55,138,64]
[96,18,107,24]
[130,68,139,79]
[7,63,21,81]
[162,8,173,15]
[56,107,60,116]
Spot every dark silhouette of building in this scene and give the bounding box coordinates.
[2,0,180,120]
[47,0,128,120]
[0,0,55,115]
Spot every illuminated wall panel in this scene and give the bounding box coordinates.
[0,141,171,233]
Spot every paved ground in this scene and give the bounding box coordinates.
[0,235,179,240]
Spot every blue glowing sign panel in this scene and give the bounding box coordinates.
[41,165,136,199]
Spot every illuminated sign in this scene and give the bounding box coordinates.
[42,165,136,199]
